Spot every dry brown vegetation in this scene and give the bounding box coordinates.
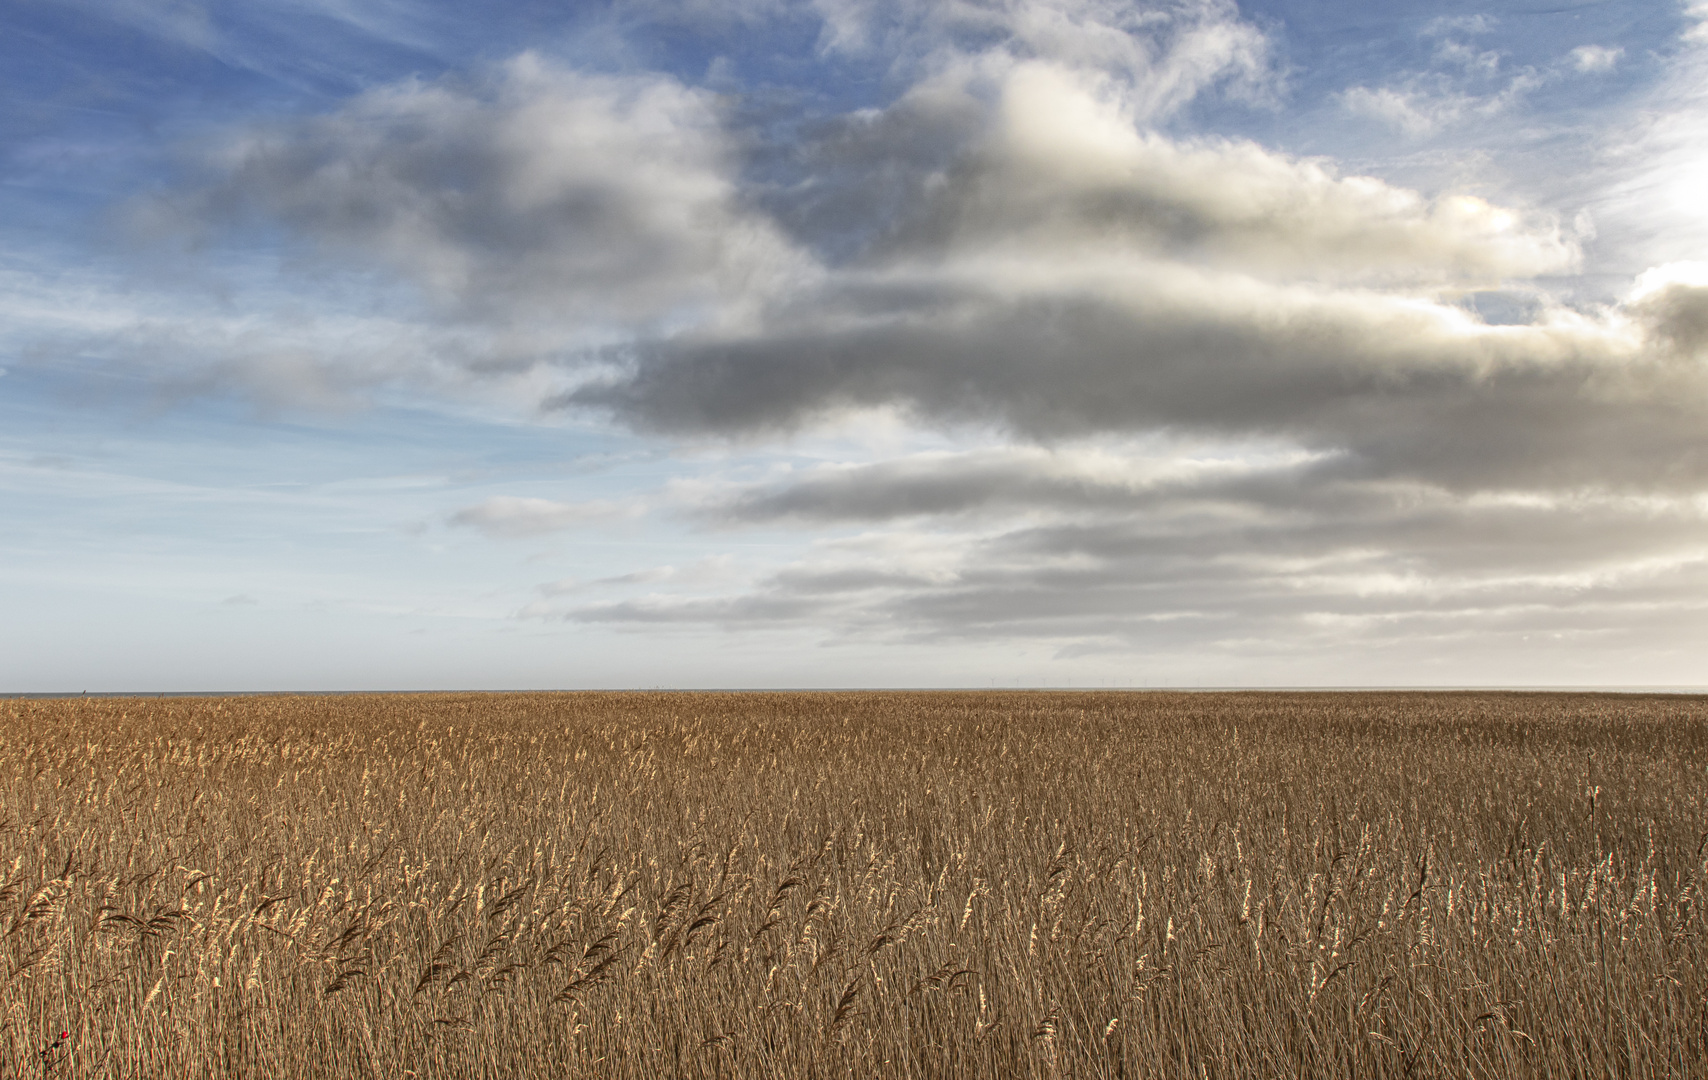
[0,690,1705,1078]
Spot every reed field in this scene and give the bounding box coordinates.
[0,690,1704,1078]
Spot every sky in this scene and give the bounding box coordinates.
[4,0,1708,691]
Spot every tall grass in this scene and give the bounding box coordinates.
[0,691,1704,1077]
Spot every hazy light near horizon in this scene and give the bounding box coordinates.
[3,0,1708,690]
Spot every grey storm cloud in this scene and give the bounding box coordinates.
[567,270,1707,493]
[543,62,1708,497]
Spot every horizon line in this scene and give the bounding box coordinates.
[6,685,1708,700]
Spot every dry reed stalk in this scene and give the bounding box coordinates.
[0,690,1702,1077]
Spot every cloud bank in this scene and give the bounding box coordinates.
[32,0,1708,673]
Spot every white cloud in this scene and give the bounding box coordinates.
[179,54,807,331]
[702,443,1324,524]
[105,43,1696,508]
[447,495,642,538]
[1690,1,1708,45]
[570,69,1708,502]
[1571,45,1623,73]
[901,64,1575,283]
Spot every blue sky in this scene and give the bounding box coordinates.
[4,0,1708,690]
